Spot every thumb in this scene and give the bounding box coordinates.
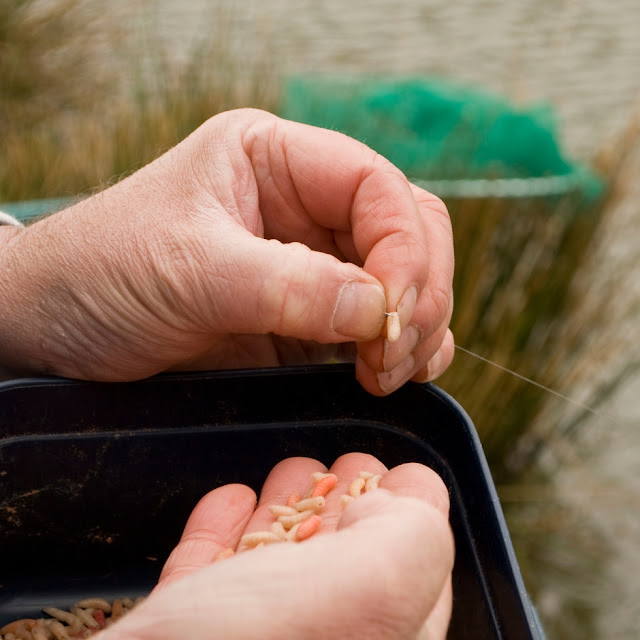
[210,233,387,342]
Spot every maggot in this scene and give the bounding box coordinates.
[385,311,401,342]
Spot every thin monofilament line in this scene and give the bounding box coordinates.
[454,344,615,423]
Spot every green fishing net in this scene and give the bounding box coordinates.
[279,76,603,202]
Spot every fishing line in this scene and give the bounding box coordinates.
[454,344,617,424]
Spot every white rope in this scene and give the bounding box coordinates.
[0,210,25,227]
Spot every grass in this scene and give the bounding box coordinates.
[437,188,607,476]
[435,116,639,638]
[437,113,639,479]
[2,3,640,638]
[0,0,278,203]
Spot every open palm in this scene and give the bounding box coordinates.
[98,453,454,640]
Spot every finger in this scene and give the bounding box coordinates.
[356,320,453,395]
[156,484,256,589]
[409,183,455,338]
[321,453,389,531]
[372,321,450,394]
[378,462,450,518]
[357,280,455,395]
[417,575,453,640]
[380,464,453,639]
[206,230,387,343]
[346,468,453,640]
[239,454,389,547]
[328,490,453,637]
[353,179,452,333]
[333,229,363,266]
[105,490,454,640]
[407,278,454,373]
[240,455,447,545]
[353,188,452,395]
[357,276,452,374]
[237,457,328,550]
[412,328,455,383]
[245,118,447,332]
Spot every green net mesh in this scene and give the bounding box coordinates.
[279,76,603,202]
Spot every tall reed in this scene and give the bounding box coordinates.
[437,116,640,640]
[437,113,639,480]
[0,0,278,203]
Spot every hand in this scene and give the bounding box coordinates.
[98,454,454,640]
[0,109,454,394]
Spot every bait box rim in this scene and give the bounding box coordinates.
[0,364,544,639]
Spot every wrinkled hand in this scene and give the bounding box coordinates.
[98,454,454,640]
[0,109,454,394]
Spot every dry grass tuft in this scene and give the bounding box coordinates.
[436,115,640,480]
[437,111,640,640]
[0,0,278,202]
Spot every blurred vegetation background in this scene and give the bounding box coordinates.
[0,0,277,202]
[2,1,639,638]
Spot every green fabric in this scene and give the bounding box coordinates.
[1,197,69,223]
[279,76,603,202]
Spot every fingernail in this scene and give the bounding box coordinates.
[332,282,386,340]
[383,325,420,371]
[376,353,416,394]
[397,285,418,331]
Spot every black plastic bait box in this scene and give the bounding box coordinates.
[0,364,544,639]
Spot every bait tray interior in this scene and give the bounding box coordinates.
[0,364,543,639]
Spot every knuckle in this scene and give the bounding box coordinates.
[259,241,317,332]
[430,195,451,221]
[429,283,453,328]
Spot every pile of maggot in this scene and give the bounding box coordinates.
[221,469,382,556]
[1,470,381,638]
[0,597,144,640]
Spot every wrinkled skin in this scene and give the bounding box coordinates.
[0,109,454,395]
[98,454,455,640]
